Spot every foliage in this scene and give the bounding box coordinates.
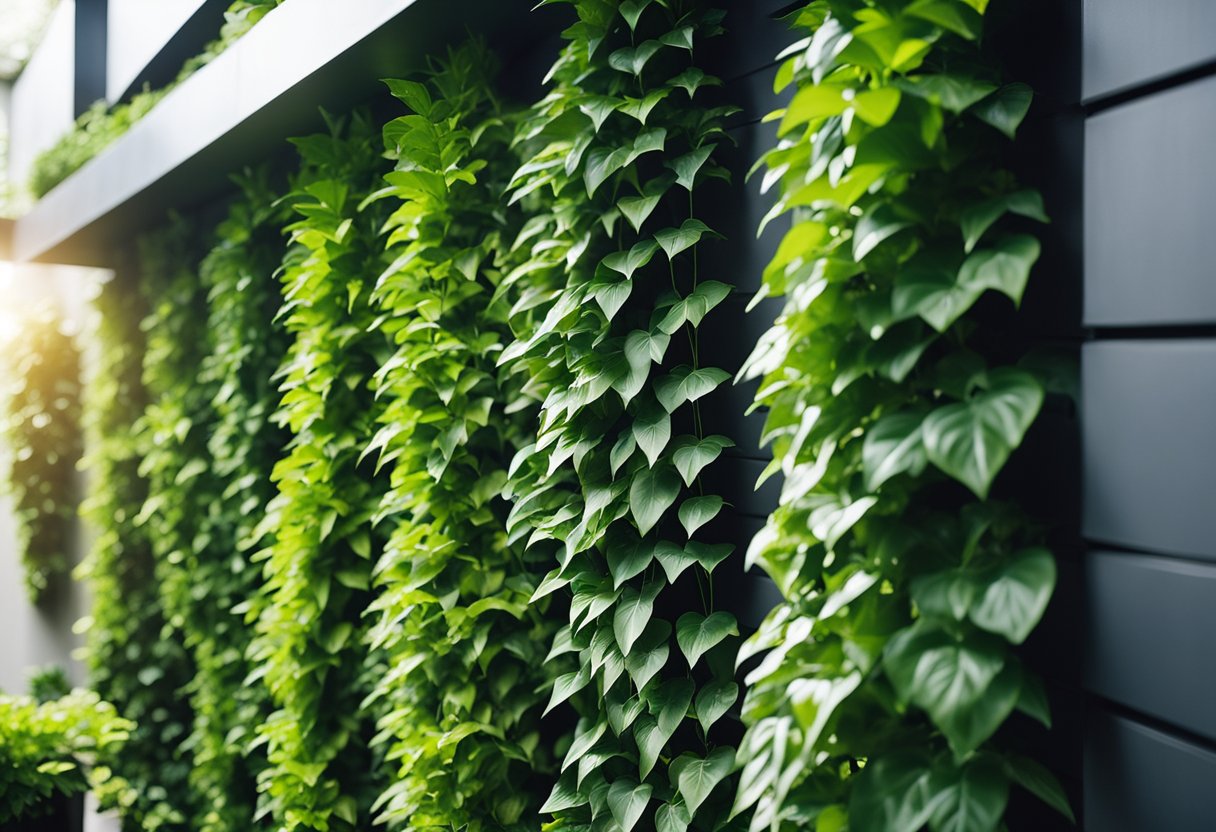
[27,0,282,198]
[361,42,562,829]
[245,112,393,831]
[27,665,72,703]
[732,1,1069,829]
[77,270,196,831]
[500,0,746,827]
[0,690,133,823]
[1,305,82,600]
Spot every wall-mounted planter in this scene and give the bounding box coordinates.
[106,0,225,104]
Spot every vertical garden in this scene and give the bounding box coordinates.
[1,0,1077,830]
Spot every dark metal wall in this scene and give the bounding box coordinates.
[1080,1,1216,829]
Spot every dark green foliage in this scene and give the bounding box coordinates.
[732,1,1070,829]
[361,42,562,829]
[77,270,196,831]
[500,0,746,827]
[1,307,82,600]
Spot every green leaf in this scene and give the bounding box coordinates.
[580,95,621,131]
[607,538,654,591]
[969,547,1056,644]
[629,464,681,535]
[657,282,731,334]
[545,667,592,715]
[620,194,662,232]
[850,752,939,832]
[912,568,978,621]
[609,40,663,75]
[852,87,902,127]
[653,540,733,583]
[972,83,1033,139]
[672,435,733,486]
[668,146,714,190]
[633,403,672,467]
[1003,755,1075,823]
[675,611,738,668]
[960,191,1049,253]
[592,278,633,322]
[624,620,671,690]
[928,756,1010,832]
[906,0,984,39]
[922,368,1044,498]
[883,622,1013,756]
[612,432,638,475]
[694,681,738,734]
[619,0,652,31]
[614,581,662,655]
[896,73,997,113]
[655,366,729,412]
[670,747,735,814]
[656,219,715,260]
[677,495,723,537]
[541,776,587,813]
[957,235,1041,306]
[781,83,848,133]
[604,239,662,280]
[634,715,669,780]
[853,203,912,260]
[862,411,927,491]
[607,779,653,832]
[585,145,631,196]
[656,802,692,832]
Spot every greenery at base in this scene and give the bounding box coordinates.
[0,690,133,824]
[1,306,82,601]
[27,0,282,199]
[733,2,1071,830]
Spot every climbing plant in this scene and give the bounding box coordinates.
[1,306,82,600]
[77,270,196,831]
[501,1,745,828]
[0,689,133,824]
[246,112,393,831]
[361,42,562,828]
[733,2,1070,830]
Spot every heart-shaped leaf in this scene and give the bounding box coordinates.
[969,547,1056,644]
[655,366,730,412]
[629,464,681,535]
[675,611,738,668]
[633,403,672,467]
[677,495,723,537]
[670,747,735,814]
[607,779,653,832]
[672,434,733,486]
[694,680,738,734]
[614,581,662,655]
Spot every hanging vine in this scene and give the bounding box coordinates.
[77,269,196,831]
[361,42,563,829]
[502,1,745,827]
[1,306,83,601]
[733,2,1070,829]
[246,113,393,831]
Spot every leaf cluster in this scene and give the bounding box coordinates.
[733,1,1070,829]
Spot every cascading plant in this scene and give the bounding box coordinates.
[360,42,563,829]
[733,1,1073,829]
[0,306,83,601]
[501,0,747,828]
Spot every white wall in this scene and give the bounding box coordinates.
[106,0,210,102]
[9,0,76,189]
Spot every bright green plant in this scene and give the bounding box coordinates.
[361,42,563,829]
[501,1,745,827]
[77,271,196,831]
[28,0,282,198]
[0,690,134,823]
[0,306,82,600]
[733,2,1070,829]
[246,113,392,831]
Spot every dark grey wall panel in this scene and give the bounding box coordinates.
[1085,709,1216,831]
[1085,551,1216,739]
[1085,76,1216,326]
[1082,341,1216,560]
[1083,0,1216,101]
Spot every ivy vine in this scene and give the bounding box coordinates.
[360,42,562,829]
[77,269,196,831]
[502,1,746,827]
[246,113,392,831]
[1,306,82,601]
[732,2,1070,829]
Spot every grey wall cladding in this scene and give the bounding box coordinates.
[1082,341,1216,560]
[1084,76,1216,326]
[1085,551,1216,740]
[1083,0,1216,101]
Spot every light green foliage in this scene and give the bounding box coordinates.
[502,0,744,827]
[0,690,133,823]
[0,307,82,600]
[28,0,283,198]
[733,1,1069,829]
[360,43,561,829]
[77,270,196,831]
[246,113,392,831]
